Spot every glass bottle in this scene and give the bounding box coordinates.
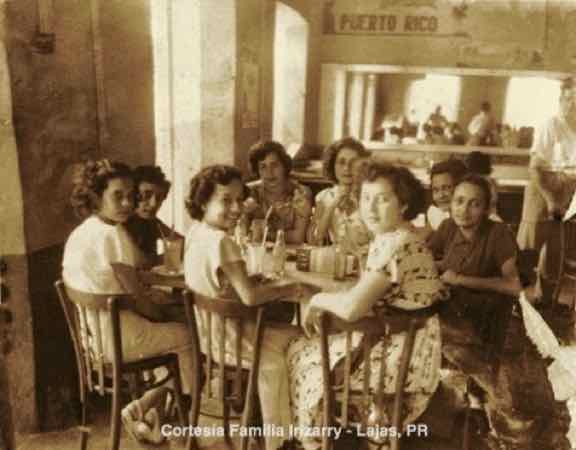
[333,243,347,281]
[272,229,287,278]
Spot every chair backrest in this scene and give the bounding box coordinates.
[182,290,265,423]
[318,312,425,450]
[54,280,126,397]
[560,220,576,269]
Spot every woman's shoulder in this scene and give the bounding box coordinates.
[185,221,228,244]
[67,216,116,245]
[485,220,513,240]
[314,185,337,203]
[370,227,427,259]
[288,178,312,197]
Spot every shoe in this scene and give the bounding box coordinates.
[138,407,165,445]
[122,399,166,446]
[121,400,148,443]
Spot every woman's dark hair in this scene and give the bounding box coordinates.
[364,163,426,221]
[133,165,171,196]
[185,165,244,220]
[248,140,292,178]
[430,159,468,183]
[70,159,132,219]
[323,137,370,183]
[465,151,492,176]
[455,174,492,210]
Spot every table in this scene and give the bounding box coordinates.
[140,267,186,290]
[140,260,356,301]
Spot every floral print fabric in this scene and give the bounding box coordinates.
[245,179,312,241]
[286,229,447,449]
[311,186,372,250]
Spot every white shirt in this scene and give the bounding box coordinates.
[63,216,140,293]
[184,221,242,298]
[530,115,576,170]
[426,205,450,230]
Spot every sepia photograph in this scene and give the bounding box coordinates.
[1,0,576,449]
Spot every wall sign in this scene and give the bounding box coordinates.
[323,0,468,37]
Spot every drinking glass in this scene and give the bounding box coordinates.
[164,237,184,273]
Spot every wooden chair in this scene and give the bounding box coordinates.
[455,293,515,450]
[54,280,186,450]
[551,219,576,312]
[318,311,432,450]
[183,290,266,450]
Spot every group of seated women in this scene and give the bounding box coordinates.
[61,138,569,450]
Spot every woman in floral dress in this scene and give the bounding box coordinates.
[244,140,312,244]
[287,163,448,449]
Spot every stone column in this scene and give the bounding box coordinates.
[362,73,377,140]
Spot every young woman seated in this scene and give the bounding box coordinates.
[428,174,570,450]
[124,165,183,267]
[243,140,312,244]
[287,163,447,450]
[183,164,303,450]
[63,160,193,444]
[308,137,372,252]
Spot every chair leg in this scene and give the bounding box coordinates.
[223,402,232,444]
[186,373,203,450]
[170,360,187,426]
[391,321,418,450]
[110,376,122,450]
[79,392,90,450]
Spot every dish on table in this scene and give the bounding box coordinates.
[151,265,183,277]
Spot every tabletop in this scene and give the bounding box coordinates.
[139,259,356,298]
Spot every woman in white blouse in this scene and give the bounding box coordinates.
[63,160,192,444]
[309,137,372,252]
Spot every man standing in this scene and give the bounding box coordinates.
[467,101,495,146]
[517,78,576,299]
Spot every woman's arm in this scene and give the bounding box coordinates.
[308,270,393,322]
[220,260,299,307]
[311,201,338,245]
[286,213,310,245]
[157,220,184,241]
[442,256,522,297]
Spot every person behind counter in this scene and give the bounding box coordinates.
[467,101,495,146]
[288,163,447,450]
[64,160,193,445]
[428,174,570,450]
[308,137,372,251]
[244,140,312,244]
[124,165,183,267]
[183,164,303,450]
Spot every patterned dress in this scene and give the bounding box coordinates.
[286,229,447,449]
[245,179,312,242]
[311,186,372,250]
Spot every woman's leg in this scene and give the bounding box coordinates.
[257,325,300,450]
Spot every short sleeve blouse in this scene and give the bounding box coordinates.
[245,178,312,241]
[428,218,517,278]
[62,216,140,293]
[365,228,448,311]
[184,221,243,298]
[313,186,372,247]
